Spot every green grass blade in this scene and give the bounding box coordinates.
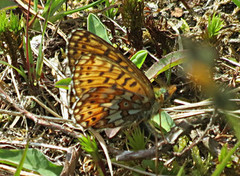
[49,0,105,23]
[42,0,65,18]
[14,141,29,176]
[36,1,52,80]
[212,141,240,176]
[145,50,185,80]
[0,60,27,81]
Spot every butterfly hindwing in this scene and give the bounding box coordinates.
[67,30,159,129]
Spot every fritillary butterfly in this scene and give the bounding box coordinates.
[67,30,160,129]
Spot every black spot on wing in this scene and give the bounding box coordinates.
[116,71,124,80]
[103,77,110,84]
[121,78,131,86]
[104,48,111,56]
[99,72,104,76]
[130,81,137,87]
[109,65,114,72]
[88,111,92,115]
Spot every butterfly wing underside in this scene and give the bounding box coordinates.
[67,30,158,128]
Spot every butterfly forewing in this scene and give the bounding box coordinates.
[68,30,159,129]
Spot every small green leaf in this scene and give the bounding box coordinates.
[130,50,148,69]
[173,136,189,153]
[87,13,112,44]
[151,111,175,132]
[55,78,71,89]
[180,18,190,33]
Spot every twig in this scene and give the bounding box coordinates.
[173,109,216,156]
[0,109,71,122]
[111,161,160,176]
[0,164,39,176]
[220,56,240,67]
[0,140,69,151]
[164,99,213,111]
[0,87,81,138]
[27,96,62,118]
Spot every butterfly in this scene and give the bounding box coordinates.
[67,30,160,129]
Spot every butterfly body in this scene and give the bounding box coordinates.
[67,30,160,129]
